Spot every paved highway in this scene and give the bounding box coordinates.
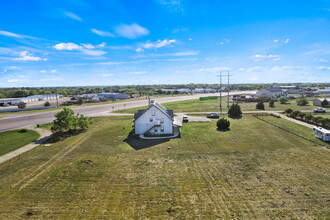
[0,91,255,132]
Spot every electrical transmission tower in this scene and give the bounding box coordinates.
[217,71,232,113]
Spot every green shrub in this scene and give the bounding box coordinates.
[296,97,308,106]
[256,101,265,110]
[228,103,242,117]
[291,110,301,118]
[269,100,275,107]
[217,118,230,130]
[279,97,288,104]
[304,113,313,122]
[44,101,50,107]
[285,109,293,115]
[321,99,329,107]
[18,102,26,109]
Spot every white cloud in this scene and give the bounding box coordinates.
[141,39,176,50]
[238,68,245,72]
[319,59,328,63]
[271,66,301,71]
[0,30,23,38]
[80,49,106,56]
[252,54,280,61]
[99,73,114,77]
[316,66,330,70]
[189,38,192,41]
[82,44,95,49]
[285,38,290,44]
[53,43,106,56]
[64,12,82,21]
[14,51,42,61]
[247,66,263,72]
[0,68,7,74]
[129,71,147,75]
[54,43,82,50]
[115,23,149,39]
[198,67,232,72]
[273,39,279,43]
[96,42,106,48]
[136,47,144,53]
[218,39,229,45]
[40,70,47,73]
[91,28,115,37]
[151,51,198,57]
[51,69,57,73]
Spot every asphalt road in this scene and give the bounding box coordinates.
[0,91,255,132]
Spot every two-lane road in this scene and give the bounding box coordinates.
[0,91,255,132]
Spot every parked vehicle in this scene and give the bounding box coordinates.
[207,113,220,118]
[313,107,326,113]
[313,127,330,141]
[182,116,189,123]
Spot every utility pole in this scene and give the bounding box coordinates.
[55,88,59,108]
[226,70,232,109]
[217,71,222,113]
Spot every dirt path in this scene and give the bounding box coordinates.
[0,127,52,164]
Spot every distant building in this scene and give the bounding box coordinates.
[318,89,330,94]
[286,89,305,95]
[0,94,62,107]
[313,98,330,107]
[97,93,129,101]
[256,86,283,98]
[134,100,176,136]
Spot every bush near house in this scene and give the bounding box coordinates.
[269,100,275,108]
[51,107,90,134]
[296,97,308,106]
[217,118,230,130]
[285,108,293,116]
[321,99,329,107]
[18,102,26,109]
[279,97,288,104]
[228,103,242,117]
[256,101,265,110]
[44,101,51,107]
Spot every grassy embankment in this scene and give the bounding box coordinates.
[0,129,40,156]
[113,97,319,114]
[0,115,328,218]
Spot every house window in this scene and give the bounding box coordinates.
[161,126,164,132]
[152,110,155,116]
[150,118,153,122]
[154,128,158,132]
[160,118,164,123]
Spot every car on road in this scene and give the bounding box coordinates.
[207,113,220,118]
[313,107,326,113]
[182,116,189,123]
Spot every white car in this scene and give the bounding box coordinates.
[313,107,326,113]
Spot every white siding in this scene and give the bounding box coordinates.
[135,105,173,135]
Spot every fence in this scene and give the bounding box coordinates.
[252,113,329,149]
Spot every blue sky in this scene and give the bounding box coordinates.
[0,0,329,87]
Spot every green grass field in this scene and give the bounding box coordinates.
[0,129,40,156]
[113,97,318,114]
[0,115,329,218]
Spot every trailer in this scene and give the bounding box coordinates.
[313,127,330,142]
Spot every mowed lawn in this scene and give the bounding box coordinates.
[0,129,40,156]
[0,115,329,219]
[113,97,319,114]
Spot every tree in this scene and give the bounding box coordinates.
[44,101,51,107]
[321,99,329,107]
[51,108,77,133]
[312,116,322,125]
[285,109,293,116]
[217,118,230,130]
[256,101,265,110]
[296,97,308,106]
[228,103,242,117]
[298,112,306,120]
[77,114,90,130]
[279,97,288,104]
[18,102,26,109]
[304,113,313,122]
[269,100,275,108]
[291,110,301,118]
[77,98,83,105]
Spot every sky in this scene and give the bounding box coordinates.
[0,0,329,87]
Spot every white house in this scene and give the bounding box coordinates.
[313,98,330,107]
[134,100,177,137]
[256,86,283,98]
